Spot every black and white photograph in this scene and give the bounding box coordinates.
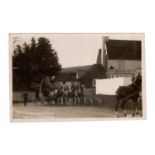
[1,0,155,155]
[10,33,145,121]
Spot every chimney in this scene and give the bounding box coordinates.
[76,72,79,79]
[96,48,102,65]
[102,36,109,71]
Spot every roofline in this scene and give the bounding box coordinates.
[108,39,142,42]
[62,64,93,70]
[108,59,141,61]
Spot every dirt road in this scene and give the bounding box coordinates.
[12,103,142,121]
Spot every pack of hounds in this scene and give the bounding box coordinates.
[23,76,91,106]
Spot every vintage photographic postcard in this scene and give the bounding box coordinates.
[10,33,146,121]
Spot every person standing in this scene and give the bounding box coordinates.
[23,92,28,106]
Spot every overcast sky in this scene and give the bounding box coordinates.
[10,33,144,68]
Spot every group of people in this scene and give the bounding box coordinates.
[32,76,85,106]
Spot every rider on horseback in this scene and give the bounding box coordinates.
[115,72,142,117]
[131,73,142,91]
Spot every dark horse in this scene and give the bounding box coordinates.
[115,75,142,117]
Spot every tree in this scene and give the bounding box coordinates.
[13,37,61,90]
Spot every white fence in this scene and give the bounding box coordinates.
[95,77,132,95]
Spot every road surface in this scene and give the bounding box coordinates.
[12,103,142,121]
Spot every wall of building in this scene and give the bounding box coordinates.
[108,59,141,71]
[13,91,35,102]
[96,77,132,95]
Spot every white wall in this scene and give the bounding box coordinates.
[96,77,132,95]
[13,91,34,102]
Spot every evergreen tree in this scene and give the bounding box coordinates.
[13,37,61,90]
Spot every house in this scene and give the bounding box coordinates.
[56,64,106,88]
[56,36,142,88]
[95,37,142,95]
[101,37,142,78]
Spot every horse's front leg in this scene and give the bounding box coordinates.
[121,100,127,117]
[132,101,138,117]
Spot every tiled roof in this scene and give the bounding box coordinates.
[56,64,106,81]
[56,72,77,81]
[106,39,141,60]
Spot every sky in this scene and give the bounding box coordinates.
[10,33,144,68]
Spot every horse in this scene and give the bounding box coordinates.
[115,76,142,117]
